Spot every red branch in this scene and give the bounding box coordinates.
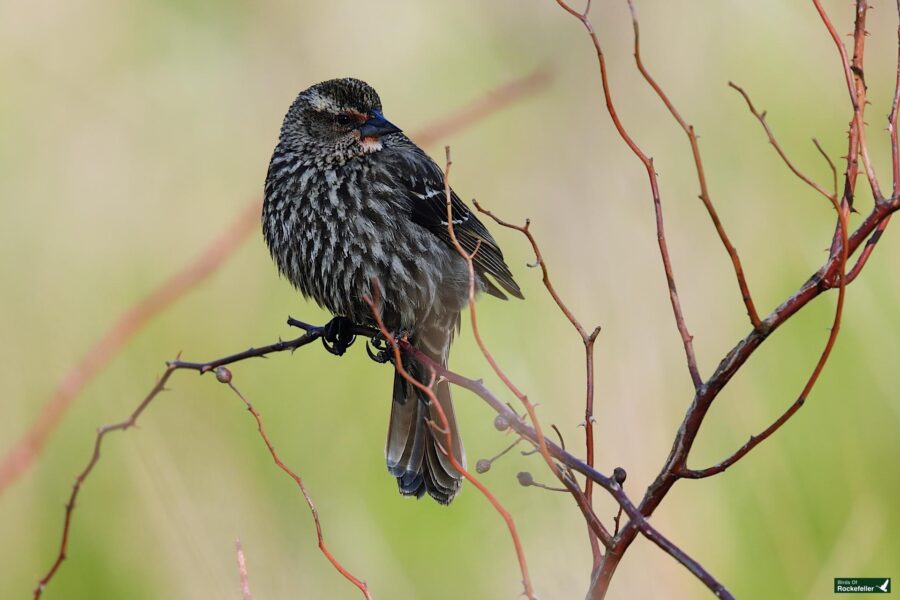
[397,341,733,600]
[555,0,702,390]
[361,288,535,600]
[223,379,373,600]
[472,200,604,564]
[551,0,900,597]
[813,0,881,204]
[727,82,835,202]
[34,327,375,600]
[625,0,761,329]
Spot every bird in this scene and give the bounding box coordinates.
[262,78,522,504]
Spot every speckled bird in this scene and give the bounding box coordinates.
[262,78,522,504]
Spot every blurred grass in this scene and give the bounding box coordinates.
[2,1,899,598]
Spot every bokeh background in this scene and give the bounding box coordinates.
[2,1,898,598]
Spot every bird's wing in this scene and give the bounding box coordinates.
[387,140,523,300]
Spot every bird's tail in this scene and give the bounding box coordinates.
[385,321,464,504]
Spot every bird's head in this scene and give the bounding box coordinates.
[279,78,402,164]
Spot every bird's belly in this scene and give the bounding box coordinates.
[277,206,467,330]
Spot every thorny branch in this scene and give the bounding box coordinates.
[34,324,373,600]
[443,148,727,594]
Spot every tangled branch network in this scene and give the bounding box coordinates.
[12,1,900,599]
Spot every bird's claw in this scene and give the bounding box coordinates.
[366,333,393,364]
[322,316,357,356]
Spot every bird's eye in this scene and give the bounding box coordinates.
[335,114,353,126]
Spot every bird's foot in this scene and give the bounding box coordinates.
[366,333,393,364]
[322,316,357,356]
[365,329,412,364]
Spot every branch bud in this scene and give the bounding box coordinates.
[494,414,510,431]
[215,366,233,384]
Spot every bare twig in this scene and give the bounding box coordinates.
[34,333,376,600]
[683,169,851,478]
[554,0,703,390]
[397,340,732,599]
[812,0,882,203]
[32,367,176,599]
[442,149,566,488]
[472,200,603,562]
[360,287,535,600]
[551,1,900,597]
[626,0,761,329]
[223,378,373,600]
[812,138,839,200]
[728,82,835,203]
[892,2,900,198]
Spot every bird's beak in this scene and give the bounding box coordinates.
[358,111,402,138]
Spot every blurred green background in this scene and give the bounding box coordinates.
[2,1,898,598]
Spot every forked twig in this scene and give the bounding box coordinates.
[472,200,604,563]
[626,0,761,329]
[554,0,703,391]
[34,330,375,600]
[728,82,835,203]
[223,378,373,599]
[360,288,535,600]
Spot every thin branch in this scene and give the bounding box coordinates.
[472,200,603,561]
[441,148,567,491]
[812,0,883,203]
[683,176,851,478]
[891,1,900,199]
[548,1,900,596]
[235,539,253,600]
[361,288,535,600]
[729,82,836,203]
[34,338,377,600]
[846,216,890,283]
[223,379,372,600]
[847,2,900,280]
[626,0,762,329]
[555,0,703,390]
[398,338,730,599]
[32,367,176,599]
[812,138,839,201]
[618,504,734,600]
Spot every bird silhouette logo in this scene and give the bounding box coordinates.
[878,579,890,593]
